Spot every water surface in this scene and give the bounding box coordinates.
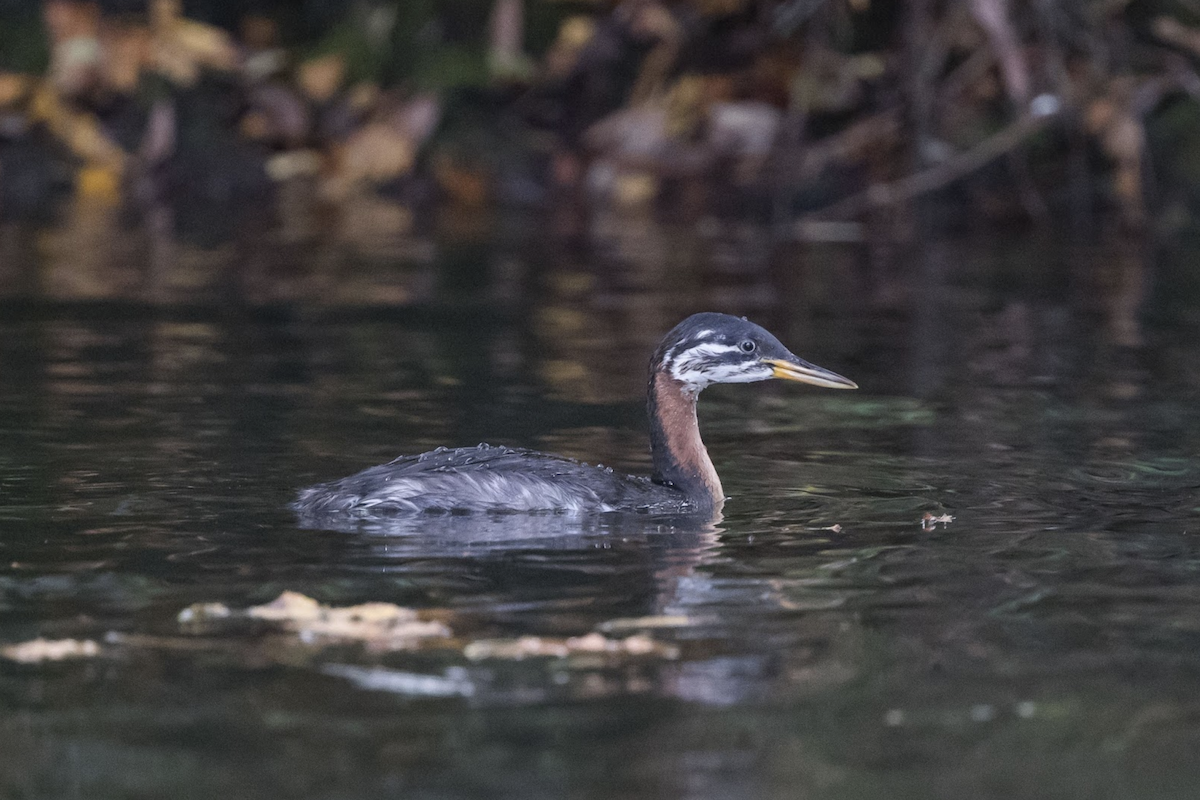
[1,223,1199,799]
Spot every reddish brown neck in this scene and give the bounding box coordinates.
[647,372,723,510]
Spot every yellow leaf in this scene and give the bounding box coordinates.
[76,165,121,204]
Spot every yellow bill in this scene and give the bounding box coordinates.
[764,358,858,389]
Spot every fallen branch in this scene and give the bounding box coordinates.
[802,108,1060,222]
[798,108,904,177]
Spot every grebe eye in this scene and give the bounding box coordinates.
[739,340,756,353]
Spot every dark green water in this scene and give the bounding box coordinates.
[2,225,1200,799]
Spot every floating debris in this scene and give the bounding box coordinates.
[245,591,328,622]
[177,602,232,623]
[597,615,696,634]
[921,512,956,531]
[322,664,475,698]
[1,637,100,663]
[179,591,451,649]
[464,632,678,661]
[164,593,684,681]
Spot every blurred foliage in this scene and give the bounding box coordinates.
[1150,98,1200,188]
[0,11,50,72]
[9,0,1200,249]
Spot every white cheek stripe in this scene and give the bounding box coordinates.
[667,335,721,362]
[678,343,741,361]
[669,342,763,389]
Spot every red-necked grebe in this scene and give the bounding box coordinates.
[293,312,856,517]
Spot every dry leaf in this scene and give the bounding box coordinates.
[177,602,232,623]
[298,54,346,103]
[186,591,453,649]
[1,638,100,663]
[29,84,126,170]
[0,73,31,107]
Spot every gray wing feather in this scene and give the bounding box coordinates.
[293,444,692,517]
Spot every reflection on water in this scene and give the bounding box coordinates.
[2,216,1200,799]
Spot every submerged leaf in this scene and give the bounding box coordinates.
[464,632,678,661]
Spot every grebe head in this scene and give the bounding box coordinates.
[654,312,858,394]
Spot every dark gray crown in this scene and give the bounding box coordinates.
[653,313,794,390]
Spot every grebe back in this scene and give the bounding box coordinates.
[293,313,856,517]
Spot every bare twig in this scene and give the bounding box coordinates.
[796,108,904,176]
[969,0,1030,107]
[802,110,1060,221]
